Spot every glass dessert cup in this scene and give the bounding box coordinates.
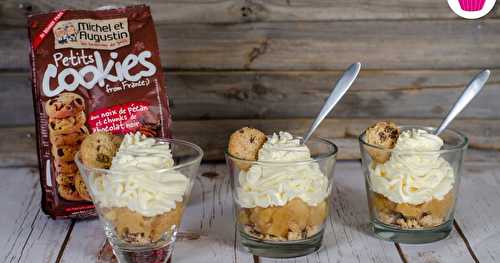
[359,125,468,244]
[75,138,203,263]
[225,136,337,258]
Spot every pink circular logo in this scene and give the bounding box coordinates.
[448,0,496,19]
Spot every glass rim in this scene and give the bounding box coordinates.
[358,125,469,154]
[224,135,338,165]
[74,137,204,173]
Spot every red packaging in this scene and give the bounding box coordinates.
[27,5,172,219]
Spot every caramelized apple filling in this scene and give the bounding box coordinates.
[371,192,454,229]
[239,198,327,241]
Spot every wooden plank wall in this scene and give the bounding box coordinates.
[1,0,499,163]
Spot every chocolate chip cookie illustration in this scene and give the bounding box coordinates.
[48,111,87,136]
[45,92,85,119]
[80,132,119,169]
[45,92,89,202]
[365,121,400,163]
[50,126,89,146]
[54,159,78,174]
[228,127,267,171]
[56,171,84,202]
[56,172,75,186]
[74,172,91,201]
[52,145,79,162]
[58,183,81,201]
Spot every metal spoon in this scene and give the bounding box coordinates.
[435,69,490,135]
[302,62,361,143]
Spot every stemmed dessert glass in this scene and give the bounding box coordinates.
[225,136,337,258]
[75,138,203,263]
[359,126,468,244]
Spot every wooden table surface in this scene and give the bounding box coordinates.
[2,161,499,263]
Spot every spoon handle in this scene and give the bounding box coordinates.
[435,69,490,135]
[302,62,361,143]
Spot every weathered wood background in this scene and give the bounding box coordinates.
[1,0,499,163]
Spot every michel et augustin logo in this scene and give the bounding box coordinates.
[52,18,130,50]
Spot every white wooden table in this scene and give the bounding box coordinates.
[2,161,499,263]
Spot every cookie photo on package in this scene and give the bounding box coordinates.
[27,5,172,219]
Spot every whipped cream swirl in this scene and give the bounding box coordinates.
[237,131,329,208]
[369,129,454,205]
[92,132,188,217]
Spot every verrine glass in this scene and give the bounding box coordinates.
[75,138,203,263]
[225,136,337,258]
[359,126,468,244]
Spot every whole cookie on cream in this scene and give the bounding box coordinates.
[365,121,400,163]
[228,127,267,171]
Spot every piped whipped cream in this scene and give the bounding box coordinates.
[369,129,454,205]
[237,131,329,208]
[92,132,188,217]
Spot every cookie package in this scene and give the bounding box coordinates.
[27,5,172,219]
